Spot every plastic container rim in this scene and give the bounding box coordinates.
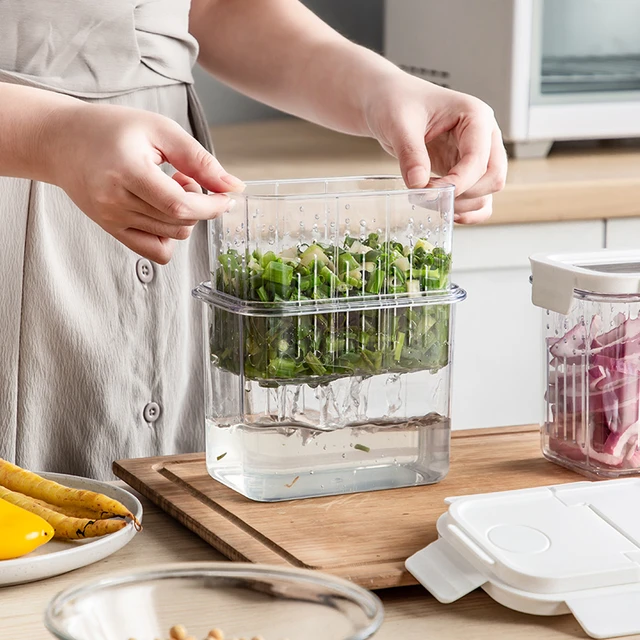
[192,281,467,317]
[223,175,456,201]
[530,275,640,305]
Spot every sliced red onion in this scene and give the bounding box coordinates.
[547,313,640,471]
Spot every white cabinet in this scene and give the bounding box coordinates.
[606,218,640,249]
[450,221,605,430]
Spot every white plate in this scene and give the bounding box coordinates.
[0,472,143,587]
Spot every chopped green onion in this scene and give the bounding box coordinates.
[211,234,452,382]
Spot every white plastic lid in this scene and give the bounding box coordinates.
[530,250,640,315]
[406,479,640,639]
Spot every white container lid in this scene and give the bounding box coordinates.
[406,479,640,639]
[530,250,640,315]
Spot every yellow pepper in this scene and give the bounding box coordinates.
[0,497,54,560]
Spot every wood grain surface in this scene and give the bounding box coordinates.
[209,119,640,226]
[3,483,617,640]
[113,425,584,590]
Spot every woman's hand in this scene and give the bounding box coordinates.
[362,74,508,224]
[45,102,244,263]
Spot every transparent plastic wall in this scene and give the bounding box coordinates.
[194,282,464,501]
[209,176,454,299]
[543,290,640,477]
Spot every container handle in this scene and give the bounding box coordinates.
[566,589,640,639]
[405,538,487,604]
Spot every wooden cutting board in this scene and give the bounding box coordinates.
[113,425,583,590]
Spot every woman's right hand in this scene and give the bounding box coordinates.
[45,102,243,264]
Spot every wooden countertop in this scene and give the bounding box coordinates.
[4,484,615,640]
[210,118,640,226]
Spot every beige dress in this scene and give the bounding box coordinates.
[0,0,212,479]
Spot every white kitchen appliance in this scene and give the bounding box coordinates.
[384,0,640,158]
[406,479,640,639]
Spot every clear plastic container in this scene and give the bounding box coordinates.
[531,250,640,478]
[193,176,464,502]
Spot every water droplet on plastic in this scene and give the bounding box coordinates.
[411,205,416,211]
[309,470,314,475]
[345,204,351,210]
[427,216,432,223]
[268,225,275,232]
[341,453,347,458]
[345,218,350,224]
[360,219,366,227]
[299,221,305,227]
[314,214,320,220]
[330,221,336,228]
[299,206,304,212]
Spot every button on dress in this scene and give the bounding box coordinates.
[0,0,213,479]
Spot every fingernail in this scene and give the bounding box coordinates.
[220,172,245,190]
[226,198,237,212]
[406,167,429,189]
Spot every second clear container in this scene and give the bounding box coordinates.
[194,177,463,501]
[531,250,640,478]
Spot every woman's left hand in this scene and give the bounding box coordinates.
[362,73,508,224]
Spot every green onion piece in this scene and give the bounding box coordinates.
[364,249,381,263]
[305,352,327,375]
[366,269,385,294]
[394,332,406,361]
[300,244,329,267]
[267,357,298,378]
[261,251,277,268]
[320,265,341,288]
[219,254,239,272]
[216,452,227,461]
[263,261,294,286]
[354,443,370,452]
[338,252,360,273]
